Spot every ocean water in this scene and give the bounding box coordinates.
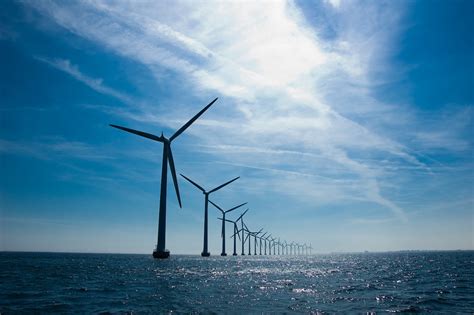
[1,251,473,313]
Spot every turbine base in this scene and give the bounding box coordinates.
[153,249,170,259]
[201,252,210,257]
[220,253,227,256]
[233,253,237,256]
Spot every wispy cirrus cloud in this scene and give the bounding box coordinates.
[35,56,133,105]
[23,0,470,222]
[0,137,113,161]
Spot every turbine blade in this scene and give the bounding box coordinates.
[180,174,205,192]
[167,144,182,208]
[257,228,263,234]
[231,228,242,238]
[244,232,250,242]
[110,124,163,142]
[208,176,240,194]
[169,98,218,142]
[236,209,249,222]
[226,202,247,213]
[208,200,224,213]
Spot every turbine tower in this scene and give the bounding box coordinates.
[246,226,263,255]
[238,210,249,255]
[271,237,277,255]
[264,234,272,255]
[242,224,252,255]
[223,215,244,256]
[240,228,252,256]
[259,232,267,255]
[110,98,218,259]
[210,200,247,256]
[181,174,239,257]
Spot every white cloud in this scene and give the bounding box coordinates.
[325,0,342,9]
[25,0,455,221]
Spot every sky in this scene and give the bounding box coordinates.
[0,0,472,254]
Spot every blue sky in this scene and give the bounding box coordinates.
[1,0,472,254]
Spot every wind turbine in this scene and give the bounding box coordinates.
[180,174,239,256]
[225,210,248,256]
[110,98,218,259]
[234,226,251,255]
[247,227,263,256]
[244,223,263,255]
[238,210,249,255]
[264,234,272,255]
[223,216,243,256]
[242,224,252,255]
[309,243,313,255]
[259,232,267,255]
[268,237,275,255]
[210,200,247,256]
[277,238,281,255]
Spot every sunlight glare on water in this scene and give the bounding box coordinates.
[1,252,473,313]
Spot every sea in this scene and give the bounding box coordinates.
[1,251,473,313]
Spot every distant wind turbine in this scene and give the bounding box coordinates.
[268,237,275,255]
[210,200,247,256]
[181,174,239,256]
[238,210,250,255]
[247,227,263,255]
[259,232,267,255]
[222,216,242,256]
[234,226,251,255]
[232,209,248,256]
[271,237,277,255]
[242,224,252,255]
[110,98,218,259]
[264,234,272,255]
